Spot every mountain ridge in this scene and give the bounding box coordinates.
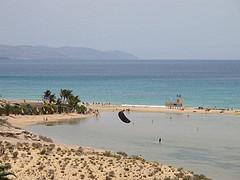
[0,45,138,60]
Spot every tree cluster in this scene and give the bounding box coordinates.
[0,89,87,116]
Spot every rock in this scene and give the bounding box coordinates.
[80,174,85,179]
[32,142,42,149]
[38,164,45,171]
[47,169,55,179]
[0,146,5,156]
[109,171,115,177]
[48,144,55,151]
[117,151,128,157]
[106,176,112,180]
[124,167,129,171]
[40,148,47,155]
[75,148,83,156]
[12,151,18,158]
[39,135,53,143]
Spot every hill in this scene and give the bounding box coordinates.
[0,45,138,60]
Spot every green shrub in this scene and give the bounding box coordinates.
[76,105,87,114]
[0,164,16,179]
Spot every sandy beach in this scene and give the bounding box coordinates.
[87,104,240,116]
[4,99,240,117]
[1,99,239,128]
[0,99,231,179]
[0,119,209,180]
[1,2,239,179]
[6,113,95,128]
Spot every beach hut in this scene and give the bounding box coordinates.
[165,94,184,109]
[175,94,184,109]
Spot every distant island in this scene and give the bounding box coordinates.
[0,44,138,60]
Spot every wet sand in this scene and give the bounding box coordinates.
[7,113,95,128]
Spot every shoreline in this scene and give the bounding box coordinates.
[0,120,208,180]
[87,104,240,116]
[1,99,239,128]
[6,113,95,128]
[3,104,239,129]
[0,99,214,179]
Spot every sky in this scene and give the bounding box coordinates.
[0,0,240,59]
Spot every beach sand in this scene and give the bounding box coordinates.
[6,113,95,128]
[5,103,239,129]
[4,99,240,117]
[0,121,206,180]
[88,104,240,116]
[0,100,223,179]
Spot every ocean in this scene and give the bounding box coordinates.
[2,59,240,179]
[0,59,240,108]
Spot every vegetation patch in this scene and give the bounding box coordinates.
[0,89,88,116]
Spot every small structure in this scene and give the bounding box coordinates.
[175,94,184,109]
[165,94,184,109]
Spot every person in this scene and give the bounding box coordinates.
[159,138,161,143]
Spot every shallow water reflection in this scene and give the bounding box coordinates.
[27,112,240,180]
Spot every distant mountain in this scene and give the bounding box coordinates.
[0,45,138,60]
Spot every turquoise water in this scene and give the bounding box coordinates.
[2,59,240,179]
[27,112,240,180]
[0,59,240,108]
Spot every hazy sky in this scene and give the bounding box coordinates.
[1,0,240,59]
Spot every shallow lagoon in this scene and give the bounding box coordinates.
[27,112,240,180]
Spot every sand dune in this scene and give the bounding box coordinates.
[0,122,209,180]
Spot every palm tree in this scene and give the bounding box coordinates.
[65,89,73,99]
[60,89,64,101]
[56,98,63,114]
[76,105,87,114]
[67,95,80,112]
[43,90,51,99]
[43,90,52,102]
[11,104,22,115]
[22,104,34,115]
[60,89,66,102]
[60,89,73,103]
[42,90,56,104]
[32,106,40,115]
[40,89,84,114]
[49,94,56,104]
[2,104,11,116]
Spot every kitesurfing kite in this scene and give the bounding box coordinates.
[118,110,131,123]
